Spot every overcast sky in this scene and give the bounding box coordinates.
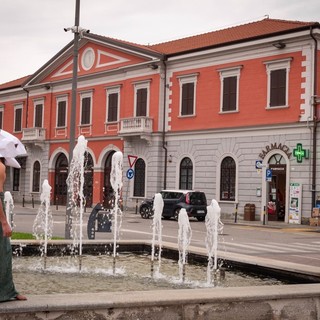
[1,0,319,84]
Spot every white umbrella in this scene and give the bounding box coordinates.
[0,138,19,158]
[0,129,27,156]
[4,157,21,169]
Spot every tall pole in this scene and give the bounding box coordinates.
[65,0,80,239]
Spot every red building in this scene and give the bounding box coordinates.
[0,18,319,223]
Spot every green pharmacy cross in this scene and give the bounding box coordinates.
[293,143,309,163]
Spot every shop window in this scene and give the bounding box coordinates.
[133,158,146,197]
[220,156,236,201]
[179,157,193,190]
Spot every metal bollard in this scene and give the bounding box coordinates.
[234,203,238,223]
[31,194,34,208]
[22,194,25,207]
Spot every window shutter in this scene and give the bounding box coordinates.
[108,93,118,122]
[136,88,147,117]
[270,69,286,107]
[182,83,194,115]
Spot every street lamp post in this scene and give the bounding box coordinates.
[64,0,81,239]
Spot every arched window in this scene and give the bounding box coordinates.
[179,157,193,190]
[103,151,116,208]
[32,161,41,192]
[54,153,68,205]
[83,152,94,207]
[220,156,236,201]
[134,158,146,197]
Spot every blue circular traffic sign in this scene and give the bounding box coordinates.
[126,168,134,179]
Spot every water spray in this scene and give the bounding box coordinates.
[151,193,164,277]
[110,151,123,275]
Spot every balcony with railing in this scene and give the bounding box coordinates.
[119,117,153,140]
[21,127,46,142]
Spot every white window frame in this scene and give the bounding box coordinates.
[14,103,23,132]
[56,95,68,128]
[80,91,93,125]
[178,73,198,117]
[133,80,151,117]
[33,98,44,127]
[264,58,292,109]
[106,86,120,123]
[218,66,242,113]
[216,153,238,203]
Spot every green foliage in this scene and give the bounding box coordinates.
[11,232,63,240]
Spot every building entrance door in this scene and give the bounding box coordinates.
[268,154,286,221]
[54,154,68,206]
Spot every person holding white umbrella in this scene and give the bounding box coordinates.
[0,132,27,301]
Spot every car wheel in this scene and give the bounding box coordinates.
[173,208,180,221]
[140,206,153,219]
[196,216,205,222]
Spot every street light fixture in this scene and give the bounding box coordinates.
[64,0,89,239]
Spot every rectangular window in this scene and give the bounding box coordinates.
[34,103,43,127]
[107,93,118,122]
[222,76,237,112]
[13,168,20,191]
[264,58,291,108]
[178,74,198,116]
[270,69,286,107]
[136,88,147,117]
[181,83,195,115]
[81,96,91,125]
[218,66,241,113]
[57,100,66,127]
[14,107,22,132]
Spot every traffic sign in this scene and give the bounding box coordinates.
[126,168,134,179]
[128,155,138,168]
[255,160,262,170]
[266,169,272,182]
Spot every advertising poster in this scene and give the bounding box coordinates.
[289,183,302,224]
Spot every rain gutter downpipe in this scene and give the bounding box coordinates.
[161,56,168,189]
[23,87,29,128]
[310,26,318,209]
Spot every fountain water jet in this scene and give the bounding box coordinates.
[151,193,164,277]
[110,151,123,274]
[178,208,192,282]
[4,191,14,230]
[66,135,88,271]
[205,199,224,284]
[32,179,53,270]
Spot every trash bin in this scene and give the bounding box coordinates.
[97,211,112,232]
[244,203,255,221]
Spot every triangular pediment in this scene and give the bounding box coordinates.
[25,35,162,86]
[47,42,147,81]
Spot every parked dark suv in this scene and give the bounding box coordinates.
[139,190,207,221]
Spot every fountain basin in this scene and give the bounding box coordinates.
[2,240,320,320]
[1,284,320,320]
